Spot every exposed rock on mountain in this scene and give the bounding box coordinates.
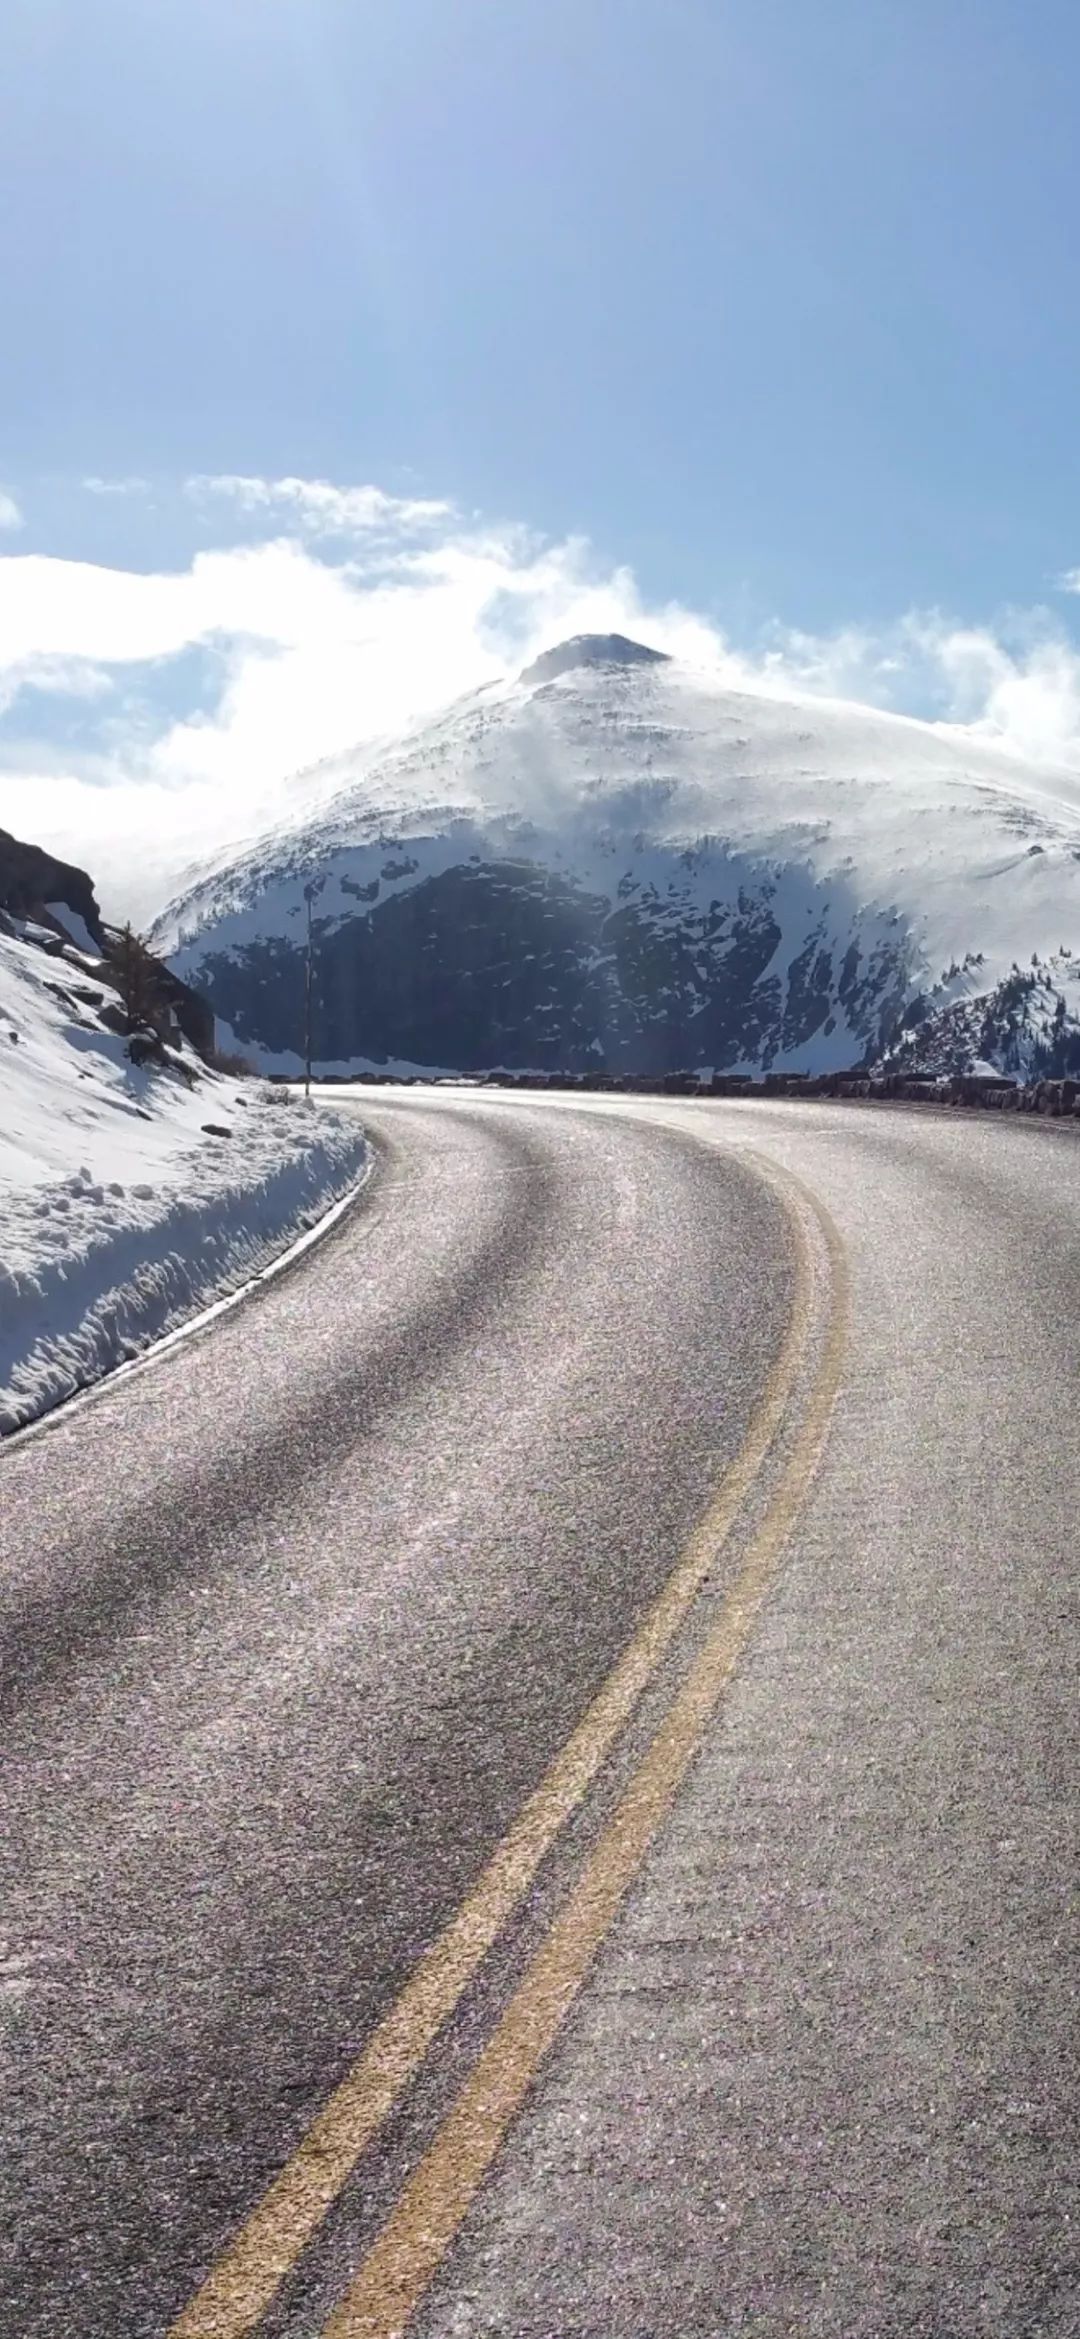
[878,950,1080,1081]
[519,633,671,685]
[0,827,107,956]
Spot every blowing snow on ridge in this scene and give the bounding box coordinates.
[153,635,1080,1081]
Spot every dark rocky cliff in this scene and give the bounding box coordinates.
[190,849,912,1077]
[0,828,107,950]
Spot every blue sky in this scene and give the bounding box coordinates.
[3,0,1080,910]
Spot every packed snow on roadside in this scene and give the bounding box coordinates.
[0,924,368,1435]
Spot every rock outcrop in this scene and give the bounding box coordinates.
[0,827,216,1062]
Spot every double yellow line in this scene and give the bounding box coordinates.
[170,1151,847,2339]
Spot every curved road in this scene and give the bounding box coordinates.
[0,1092,1076,2338]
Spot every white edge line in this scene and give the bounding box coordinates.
[2,1143,378,1457]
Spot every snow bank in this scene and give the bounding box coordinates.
[0,927,367,1434]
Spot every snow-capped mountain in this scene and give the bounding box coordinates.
[152,634,1080,1080]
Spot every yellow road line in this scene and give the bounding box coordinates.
[324,1181,848,2338]
[168,1155,821,2339]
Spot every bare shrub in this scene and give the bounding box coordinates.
[209,1045,258,1077]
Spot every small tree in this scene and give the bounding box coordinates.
[114,923,163,1034]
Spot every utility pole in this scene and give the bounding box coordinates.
[303,879,322,1100]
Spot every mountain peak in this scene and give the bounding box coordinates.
[519,633,671,686]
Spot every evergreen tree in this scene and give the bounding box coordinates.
[114,924,162,1033]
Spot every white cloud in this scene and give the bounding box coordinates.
[184,473,451,538]
[924,623,1080,764]
[0,655,114,720]
[0,488,23,531]
[83,475,151,498]
[0,539,363,668]
[4,473,1080,922]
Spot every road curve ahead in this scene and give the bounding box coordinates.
[1,1091,1077,2339]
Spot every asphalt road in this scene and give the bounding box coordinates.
[1,1091,1077,2339]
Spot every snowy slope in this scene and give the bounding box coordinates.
[0,922,367,1433]
[153,636,1080,1079]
